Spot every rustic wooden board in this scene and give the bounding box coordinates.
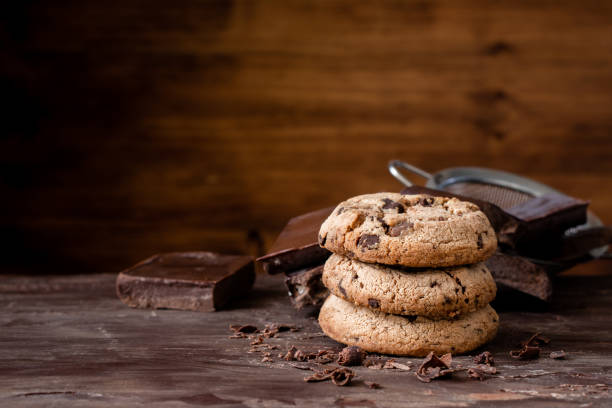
[1,266,611,407]
[2,0,612,273]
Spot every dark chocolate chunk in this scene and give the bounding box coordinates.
[430,280,438,288]
[388,221,413,237]
[418,196,434,207]
[357,234,380,250]
[486,252,553,302]
[367,298,380,309]
[382,198,405,213]
[285,265,328,310]
[337,346,366,366]
[477,234,484,249]
[473,351,494,366]
[257,207,334,274]
[416,352,457,383]
[116,252,255,312]
[549,350,567,360]
[338,278,348,297]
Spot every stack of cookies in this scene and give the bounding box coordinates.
[317,193,500,356]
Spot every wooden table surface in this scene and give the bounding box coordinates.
[1,264,611,407]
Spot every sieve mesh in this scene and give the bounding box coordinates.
[443,181,534,210]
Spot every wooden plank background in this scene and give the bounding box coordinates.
[1,1,611,273]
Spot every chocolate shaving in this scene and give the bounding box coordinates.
[337,346,366,366]
[304,367,355,386]
[473,351,495,366]
[383,360,412,371]
[416,352,457,383]
[550,350,567,360]
[510,345,540,360]
[284,345,298,361]
[364,381,381,389]
[522,332,551,347]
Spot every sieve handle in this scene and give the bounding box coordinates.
[388,160,433,187]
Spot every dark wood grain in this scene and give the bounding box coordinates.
[1,1,611,273]
[1,262,612,406]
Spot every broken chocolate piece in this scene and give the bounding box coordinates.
[549,350,567,360]
[486,252,553,302]
[383,360,412,370]
[473,351,495,366]
[230,324,259,334]
[416,352,457,383]
[285,265,328,310]
[337,346,366,366]
[116,252,255,312]
[257,207,334,274]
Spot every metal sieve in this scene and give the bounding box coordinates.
[388,160,608,259]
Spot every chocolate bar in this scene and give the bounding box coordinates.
[116,252,254,312]
[285,265,328,310]
[257,207,333,274]
[485,252,552,303]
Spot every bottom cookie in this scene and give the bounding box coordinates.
[319,295,498,356]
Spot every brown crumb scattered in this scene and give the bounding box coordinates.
[416,352,457,383]
[262,323,300,338]
[305,367,355,386]
[284,345,298,361]
[364,381,381,389]
[261,356,273,363]
[250,335,264,345]
[550,350,567,360]
[337,346,366,366]
[473,351,494,366]
[510,345,540,360]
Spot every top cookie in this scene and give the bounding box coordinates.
[318,193,497,267]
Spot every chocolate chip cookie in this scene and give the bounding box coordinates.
[323,254,496,319]
[318,193,496,267]
[319,294,499,356]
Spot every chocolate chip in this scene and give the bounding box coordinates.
[473,351,494,366]
[337,346,366,366]
[404,315,417,323]
[388,221,414,237]
[368,298,380,309]
[382,198,405,213]
[443,296,452,304]
[338,278,348,298]
[357,234,380,250]
[377,217,390,233]
[319,234,327,246]
[464,298,469,304]
[477,234,483,250]
[549,350,567,360]
[418,197,434,207]
[336,207,345,215]
[430,280,438,288]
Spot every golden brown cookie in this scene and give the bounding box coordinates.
[322,254,496,319]
[319,294,499,356]
[318,193,496,267]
